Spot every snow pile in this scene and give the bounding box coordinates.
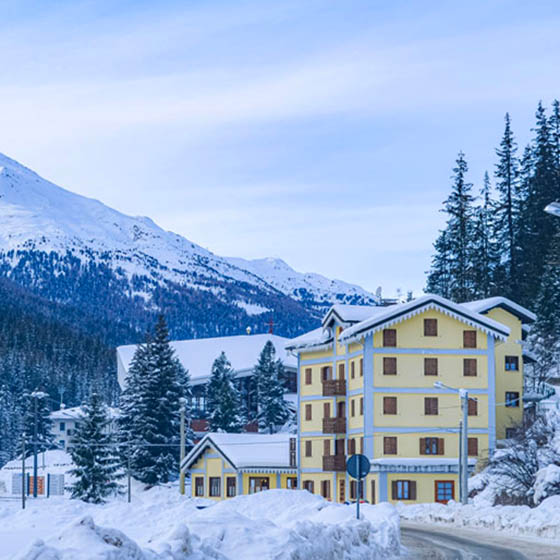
[9,488,400,560]
[397,495,560,540]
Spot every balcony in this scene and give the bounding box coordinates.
[322,379,346,396]
[323,454,346,471]
[322,417,346,434]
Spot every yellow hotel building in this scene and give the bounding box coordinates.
[286,294,535,505]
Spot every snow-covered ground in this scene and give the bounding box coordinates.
[1,485,400,559]
[397,495,560,541]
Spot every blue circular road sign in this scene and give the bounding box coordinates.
[346,454,370,479]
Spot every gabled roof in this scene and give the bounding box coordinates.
[462,297,536,324]
[322,304,383,327]
[50,405,119,421]
[181,432,295,472]
[339,294,511,343]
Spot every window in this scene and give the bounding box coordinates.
[323,402,331,418]
[420,437,443,455]
[305,441,312,457]
[67,429,73,436]
[249,477,270,494]
[468,437,478,456]
[463,358,477,377]
[383,396,397,415]
[360,358,363,377]
[424,318,438,336]
[424,397,439,415]
[323,439,330,455]
[435,481,454,504]
[305,404,312,420]
[505,356,519,371]
[468,398,478,416]
[360,437,364,454]
[384,436,397,455]
[360,397,364,415]
[338,363,345,380]
[505,392,520,407]
[226,477,236,497]
[383,329,397,347]
[383,357,397,375]
[320,480,331,499]
[59,440,65,449]
[463,330,477,348]
[424,358,438,376]
[305,368,312,385]
[392,480,416,500]
[351,399,355,417]
[351,361,355,379]
[287,477,298,489]
[194,476,204,497]
[59,422,66,432]
[303,480,314,493]
[209,477,221,497]
[505,427,517,439]
[350,480,364,501]
[371,480,376,504]
[321,366,332,381]
[349,438,356,455]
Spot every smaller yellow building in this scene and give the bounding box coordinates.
[181,433,298,500]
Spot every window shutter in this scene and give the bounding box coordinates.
[323,439,330,455]
[463,330,477,348]
[424,318,437,336]
[305,441,312,457]
[424,358,438,376]
[351,361,355,378]
[383,357,397,375]
[360,358,363,376]
[360,397,364,415]
[383,329,397,347]
[351,399,355,417]
[305,404,312,420]
[419,438,425,455]
[468,399,477,416]
[463,358,477,377]
[323,402,330,418]
[438,438,445,455]
[410,481,417,500]
[468,437,478,456]
[391,481,398,500]
[338,363,345,380]
[384,396,397,414]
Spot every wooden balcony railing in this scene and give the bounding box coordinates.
[322,379,346,396]
[323,454,347,472]
[322,417,346,434]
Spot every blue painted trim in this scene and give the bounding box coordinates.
[300,357,335,366]
[206,453,221,459]
[301,468,324,473]
[237,471,243,495]
[348,388,364,397]
[379,472,388,502]
[300,431,327,437]
[363,333,374,458]
[487,335,496,452]
[372,426,489,434]
[348,428,364,435]
[190,468,204,473]
[300,395,331,402]
[372,387,488,394]
[372,347,487,355]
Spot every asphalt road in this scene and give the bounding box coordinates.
[400,522,560,560]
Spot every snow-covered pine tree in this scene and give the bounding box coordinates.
[21,390,54,456]
[426,229,453,298]
[494,113,521,297]
[69,392,121,503]
[125,316,190,485]
[472,172,500,298]
[254,341,290,433]
[206,352,244,433]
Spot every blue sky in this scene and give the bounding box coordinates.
[2,1,560,295]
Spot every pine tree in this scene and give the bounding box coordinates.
[69,393,121,503]
[494,113,520,296]
[21,390,54,456]
[206,352,244,433]
[426,229,453,298]
[254,341,291,433]
[472,172,499,297]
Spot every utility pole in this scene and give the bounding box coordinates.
[179,404,186,495]
[32,391,38,499]
[21,437,26,510]
[460,389,469,505]
[458,420,463,501]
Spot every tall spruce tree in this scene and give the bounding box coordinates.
[69,393,121,503]
[206,352,244,432]
[494,113,520,297]
[426,229,453,298]
[254,341,291,433]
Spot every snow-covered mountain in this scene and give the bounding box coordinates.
[0,153,378,340]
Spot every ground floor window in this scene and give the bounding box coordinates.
[226,477,236,497]
[371,480,375,504]
[339,479,345,502]
[303,480,314,493]
[209,477,221,497]
[320,479,331,499]
[391,480,416,500]
[194,476,204,497]
[435,481,454,504]
[287,477,298,489]
[349,480,364,501]
[249,476,270,494]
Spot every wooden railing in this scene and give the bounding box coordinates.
[322,417,346,434]
[322,379,346,396]
[323,454,346,472]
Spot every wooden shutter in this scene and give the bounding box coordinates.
[360,437,364,454]
[323,402,330,418]
[351,361,355,379]
[463,358,477,376]
[305,368,312,385]
[391,481,398,500]
[424,397,438,415]
[384,436,397,454]
[350,438,356,454]
[419,437,426,455]
[323,439,330,455]
[305,441,312,457]
[438,438,445,455]
[383,357,397,375]
[305,404,312,420]
[360,397,364,415]
[410,481,417,500]
[424,357,438,376]
[468,399,477,416]
[424,318,437,336]
[338,363,345,380]
[360,358,363,376]
[463,330,477,348]
[468,437,478,456]
[383,396,397,414]
[383,329,397,347]
[351,399,355,417]
[371,480,375,504]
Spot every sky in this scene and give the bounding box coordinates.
[1,1,560,296]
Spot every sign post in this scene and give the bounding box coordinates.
[346,454,371,519]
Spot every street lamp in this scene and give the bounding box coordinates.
[433,381,476,505]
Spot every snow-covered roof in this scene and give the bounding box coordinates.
[181,432,295,471]
[118,333,297,388]
[462,296,536,324]
[322,304,384,326]
[50,405,119,421]
[0,450,73,474]
[285,327,332,352]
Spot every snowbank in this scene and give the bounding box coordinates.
[6,488,400,560]
[397,495,560,540]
